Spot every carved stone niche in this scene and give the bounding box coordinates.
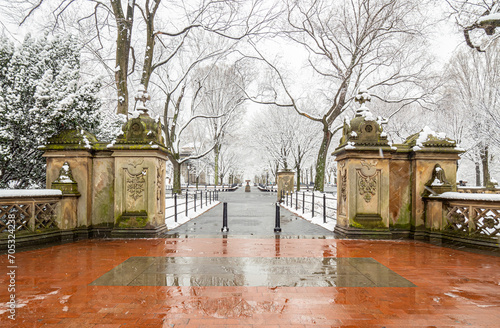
[423,164,453,196]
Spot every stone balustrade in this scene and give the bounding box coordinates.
[457,186,500,194]
[0,190,62,234]
[425,192,500,246]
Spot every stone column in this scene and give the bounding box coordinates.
[277,170,294,201]
[109,107,168,238]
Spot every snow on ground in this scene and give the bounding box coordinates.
[281,191,337,232]
[165,198,220,230]
[0,189,62,198]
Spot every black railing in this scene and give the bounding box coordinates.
[165,190,219,222]
[281,190,337,223]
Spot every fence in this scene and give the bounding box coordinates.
[281,190,337,223]
[165,190,219,222]
[0,190,62,234]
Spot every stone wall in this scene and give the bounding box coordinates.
[332,90,463,239]
[42,110,169,238]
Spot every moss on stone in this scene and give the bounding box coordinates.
[396,202,411,226]
[115,211,149,228]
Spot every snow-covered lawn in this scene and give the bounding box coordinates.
[281,191,337,232]
[165,197,220,230]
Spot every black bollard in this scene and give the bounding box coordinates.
[302,192,305,214]
[323,193,326,223]
[274,203,282,232]
[221,202,229,232]
[312,192,315,217]
[174,193,178,222]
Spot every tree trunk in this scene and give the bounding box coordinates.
[296,168,301,191]
[110,0,135,117]
[296,164,301,191]
[171,160,181,194]
[475,162,481,187]
[314,124,333,192]
[481,144,490,187]
[214,144,220,185]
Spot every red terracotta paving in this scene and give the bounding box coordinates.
[1,238,499,327]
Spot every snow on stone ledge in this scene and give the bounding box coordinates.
[430,192,500,202]
[0,189,62,198]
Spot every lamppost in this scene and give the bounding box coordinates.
[187,164,191,188]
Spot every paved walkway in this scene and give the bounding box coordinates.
[1,238,500,327]
[164,187,333,238]
[1,187,500,327]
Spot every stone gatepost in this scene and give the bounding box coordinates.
[332,90,393,238]
[277,170,294,201]
[332,89,463,239]
[43,130,96,236]
[109,98,168,238]
[402,129,462,237]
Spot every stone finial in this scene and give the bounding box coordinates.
[134,84,151,115]
[355,87,371,105]
[354,87,372,118]
[51,162,80,195]
[334,87,388,150]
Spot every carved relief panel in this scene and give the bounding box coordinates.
[338,162,347,216]
[123,160,148,213]
[156,160,165,215]
[355,160,381,218]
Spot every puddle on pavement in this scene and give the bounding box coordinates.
[90,257,415,288]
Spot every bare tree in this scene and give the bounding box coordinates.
[194,63,247,185]
[159,54,239,193]
[247,0,434,191]
[249,106,319,189]
[250,106,294,171]
[13,0,280,116]
[442,41,500,186]
[446,0,500,52]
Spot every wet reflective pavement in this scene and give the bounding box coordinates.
[163,187,333,238]
[1,238,500,327]
[90,257,415,288]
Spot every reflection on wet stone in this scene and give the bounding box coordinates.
[90,257,415,287]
